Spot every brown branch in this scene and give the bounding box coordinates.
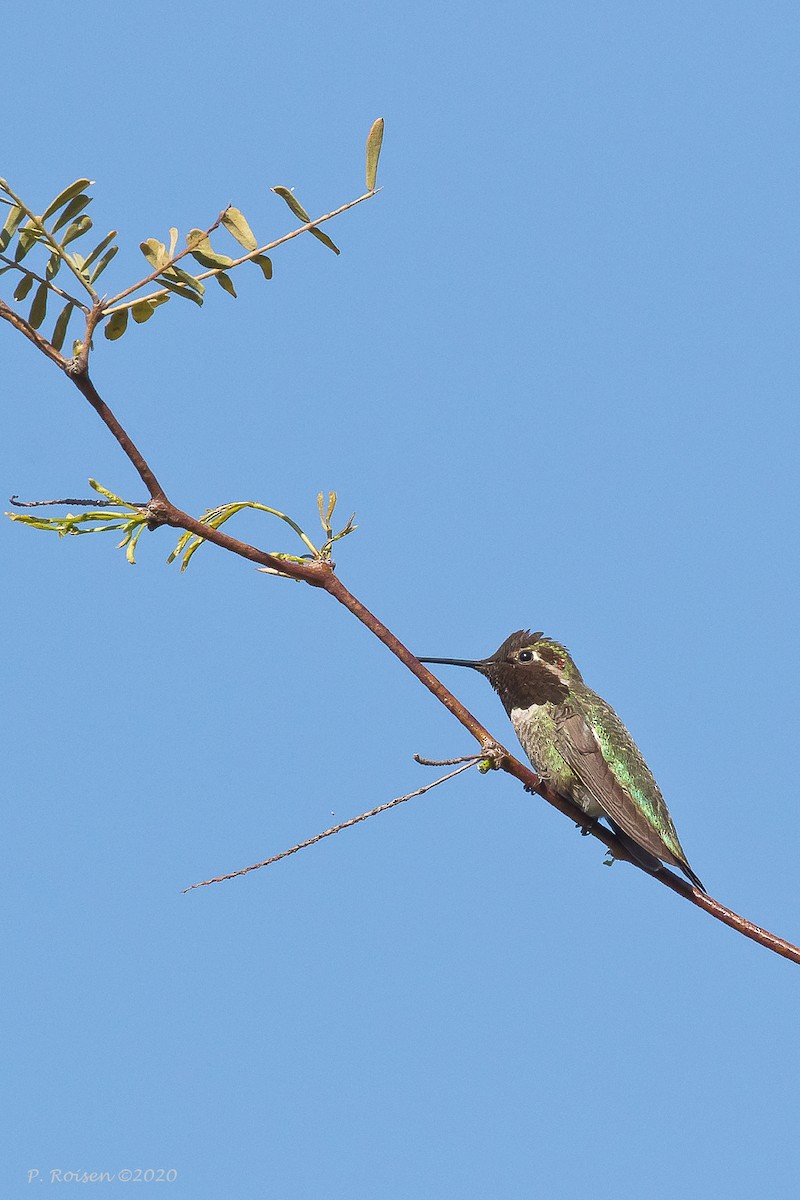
[0,298,68,370]
[66,369,168,502]
[182,760,477,891]
[6,230,799,967]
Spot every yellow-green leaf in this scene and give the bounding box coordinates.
[51,193,91,235]
[124,523,146,565]
[29,282,48,329]
[130,293,170,323]
[15,223,40,261]
[157,276,203,306]
[272,185,311,222]
[82,230,118,270]
[104,308,129,340]
[215,271,237,298]
[13,273,34,301]
[271,187,338,254]
[221,207,257,250]
[42,178,93,221]
[163,264,205,294]
[365,117,384,191]
[51,302,74,351]
[62,216,93,246]
[252,254,273,280]
[140,237,168,270]
[45,252,61,280]
[131,300,155,323]
[89,479,126,503]
[0,204,24,252]
[308,226,340,255]
[168,226,179,256]
[187,228,234,269]
[88,245,118,282]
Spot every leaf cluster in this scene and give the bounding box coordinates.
[7,484,357,571]
[7,480,149,563]
[0,176,117,351]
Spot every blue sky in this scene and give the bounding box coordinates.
[4,2,800,1196]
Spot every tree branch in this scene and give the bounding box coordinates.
[8,266,800,968]
[0,298,68,370]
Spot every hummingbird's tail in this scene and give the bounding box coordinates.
[606,819,706,893]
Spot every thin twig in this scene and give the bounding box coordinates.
[414,752,485,767]
[9,494,148,509]
[103,211,227,310]
[0,253,88,312]
[103,190,379,315]
[183,761,477,891]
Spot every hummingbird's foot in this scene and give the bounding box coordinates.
[478,740,505,773]
[525,767,550,794]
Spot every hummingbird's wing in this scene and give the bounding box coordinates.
[555,697,705,891]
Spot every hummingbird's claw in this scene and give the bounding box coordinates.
[478,740,505,769]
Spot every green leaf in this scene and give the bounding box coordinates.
[90,479,127,503]
[271,186,339,254]
[124,523,146,565]
[42,178,93,221]
[157,276,203,306]
[13,273,34,301]
[104,308,129,340]
[252,254,273,280]
[272,185,311,223]
[187,228,234,269]
[168,227,179,257]
[308,226,340,255]
[0,204,24,252]
[163,264,205,294]
[61,216,93,246]
[131,294,170,323]
[215,271,237,298]
[51,302,74,351]
[51,193,91,235]
[131,300,155,323]
[45,252,61,280]
[140,237,168,270]
[365,117,384,191]
[28,282,48,329]
[82,230,118,270]
[88,245,118,283]
[221,207,257,251]
[15,223,40,262]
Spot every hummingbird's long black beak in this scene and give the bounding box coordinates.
[417,656,489,673]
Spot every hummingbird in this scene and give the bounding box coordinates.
[419,630,705,891]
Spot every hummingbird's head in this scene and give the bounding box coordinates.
[419,630,582,711]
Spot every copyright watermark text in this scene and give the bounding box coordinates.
[27,1168,178,1184]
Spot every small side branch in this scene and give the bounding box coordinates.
[9,494,148,509]
[183,760,477,892]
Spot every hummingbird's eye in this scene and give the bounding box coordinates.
[518,649,534,663]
